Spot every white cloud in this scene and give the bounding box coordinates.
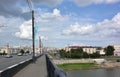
[39,8,68,22]
[70,43,87,46]
[15,8,67,40]
[0,16,6,32]
[63,23,94,35]
[15,20,32,39]
[32,0,63,6]
[70,0,120,6]
[0,15,24,33]
[40,36,47,40]
[63,12,120,38]
[53,9,61,16]
[15,20,48,40]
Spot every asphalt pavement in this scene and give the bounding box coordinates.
[0,55,32,70]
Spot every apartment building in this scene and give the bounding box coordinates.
[0,45,32,54]
[64,45,105,55]
[0,45,10,54]
[114,45,120,56]
[64,46,96,54]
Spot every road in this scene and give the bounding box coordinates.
[0,55,32,71]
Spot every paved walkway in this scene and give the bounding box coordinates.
[13,55,48,77]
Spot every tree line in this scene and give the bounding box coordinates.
[59,45,115,59]
[59,48,100,59]
[0,49,30,55]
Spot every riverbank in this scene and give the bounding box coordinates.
[100,61,120,68]
[57,63,99,70]
[57,62,120,70]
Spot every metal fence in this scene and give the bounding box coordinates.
[45,54,67,77]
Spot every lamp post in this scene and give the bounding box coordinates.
[32,10,35,62]
[26,0,35,62]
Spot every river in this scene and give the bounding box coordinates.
[66,68,120,77]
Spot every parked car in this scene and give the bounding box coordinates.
[5,54,13,58]
[17,53,22,56]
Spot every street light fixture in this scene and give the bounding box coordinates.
[26,0,35,62]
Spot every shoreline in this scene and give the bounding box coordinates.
[57,62,120,71]
[99,61,120,69]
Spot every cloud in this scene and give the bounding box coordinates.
[62,12,120,38]
[40,36,47,40]
[70,0,120,6]
[62,23,94,35]
[15,20,32,39]
[35,8,69,25]
[53,9,61,16]
[39,27,51,32]
[39,8,68,22]
[0,16,7,26]
[32,0,63,6]
[0,0,32,20]
[0,0,63,20]
[0,0,22,17]
[15,19,48,40]
[15,8,65,35]
[0,15,24,33]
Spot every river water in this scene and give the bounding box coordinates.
[66,68,120,77]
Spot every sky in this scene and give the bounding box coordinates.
[0,0,120,48]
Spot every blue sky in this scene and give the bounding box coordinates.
[0,0,120,48]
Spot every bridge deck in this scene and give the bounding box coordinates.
[13,55,48,77]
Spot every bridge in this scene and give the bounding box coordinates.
[0,54,67,77]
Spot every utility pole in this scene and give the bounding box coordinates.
[32,10,35,62]
[26,0,35,62]
[39,36,41,54]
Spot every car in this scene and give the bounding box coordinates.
[17,53,22,56]
[5,54,13,58]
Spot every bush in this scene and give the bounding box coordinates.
[90,52,100,58]
[116,59,120,62]
[83,52,89,58]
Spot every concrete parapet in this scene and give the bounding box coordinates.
[53,59,94,64]
[46,54,67,77]
[0,58,32,77]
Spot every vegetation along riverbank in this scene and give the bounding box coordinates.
[57,63,99,70]
[57,61,120,71]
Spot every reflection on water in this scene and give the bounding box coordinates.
[66,68,120,77]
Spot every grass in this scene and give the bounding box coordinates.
[57,63,98,70]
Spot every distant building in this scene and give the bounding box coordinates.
[64,45,105,55]
[45,47,58,53]
[114,45,120,56]
[0,45,10,54]
[64,46,97,54]
[82,46,96,54]
[96,47,105,55]
[0,45,32,54]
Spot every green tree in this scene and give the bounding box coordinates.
[3,51,7,55]
[105,45,115,56]
[59,49,66,58]
[20,49,25,55]
[82,52,89,58]
[90,52,100,58]
[70,48,83,58]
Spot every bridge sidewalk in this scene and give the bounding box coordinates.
[13,55,48,77]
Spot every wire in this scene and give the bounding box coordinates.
[26,0,33,11]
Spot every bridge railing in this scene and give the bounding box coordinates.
[45,54,67,77]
